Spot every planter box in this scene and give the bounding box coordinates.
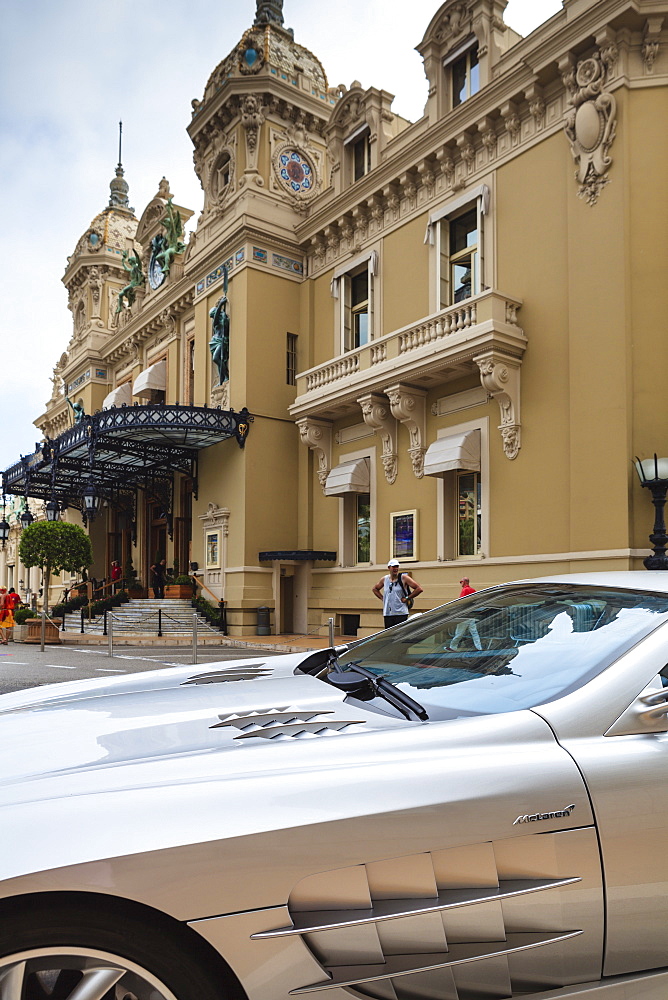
[128,588,146,599]
[23,618,63,644]
[12,624,28,642]
[165,585,194,599]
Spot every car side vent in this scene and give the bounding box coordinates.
[210,707,366,740]
[182,665,272,685]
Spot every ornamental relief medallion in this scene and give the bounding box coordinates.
[270,133,320,203]
[564,52,617,206]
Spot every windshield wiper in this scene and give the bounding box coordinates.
[327,657,428,721]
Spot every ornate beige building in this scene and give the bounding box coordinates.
[4,0,668,635]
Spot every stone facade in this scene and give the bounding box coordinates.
[6,0,668,636]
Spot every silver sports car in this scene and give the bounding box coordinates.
[1,572,668,1000]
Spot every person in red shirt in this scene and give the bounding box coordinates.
[111,561,123,592]
[6,589,21,612]
[459,577,476,597]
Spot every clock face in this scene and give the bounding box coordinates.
[149,245,166,290]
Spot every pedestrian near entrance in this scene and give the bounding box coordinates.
[150,558,166,599]
[111,560,122,592]
[459,577,476,597]
[0,588,14,645]
[373,559,423,630]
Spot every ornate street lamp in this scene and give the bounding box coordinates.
[19,507,34,529]
[45,498,60,522]
[81,482,100,519]
[635,454,668,569]
[0,497,9,550]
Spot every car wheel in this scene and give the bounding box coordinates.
[0,896,242,1000]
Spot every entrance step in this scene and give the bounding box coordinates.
[64,598,222,636]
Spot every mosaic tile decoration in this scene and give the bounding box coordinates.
[195,250,242,296]
[68,370,91,392]
[278,149,313,193]
[253,247,268,263]
[272,252,303,275]
[95,369,107,379]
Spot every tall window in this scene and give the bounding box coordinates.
[439,207,479,307]
[187,337,195,404]
[457,471,481,557]
[356,493,371,563]
[452,45,479,108]
[343,266,370,351]
[352,131,371,181]
[286,333,298,386]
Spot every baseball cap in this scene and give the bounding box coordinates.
[388,559,400,567]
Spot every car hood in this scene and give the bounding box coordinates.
[0,653,409,786]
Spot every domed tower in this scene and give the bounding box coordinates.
[37,146,140,440]
[187,0,334,250]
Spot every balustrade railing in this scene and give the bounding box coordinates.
[297,290,521,398]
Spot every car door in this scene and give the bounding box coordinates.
[534,621,668,978]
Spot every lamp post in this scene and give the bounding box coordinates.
[635,454,668,570]
[0,497,9,550]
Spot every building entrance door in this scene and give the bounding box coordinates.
[147,503,167,592]
[280,574,294,634]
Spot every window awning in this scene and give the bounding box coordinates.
[324,458,370,496]
[102,382,132,410]
[424,429,480,477]
[133,360,166,398]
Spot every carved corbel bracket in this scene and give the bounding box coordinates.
[474,351,521,460]
[358,393,397,484]
[385,383,427,478]
[297,417,332,492]
[642,16,664,74]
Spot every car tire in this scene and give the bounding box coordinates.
[0,894,244,1000]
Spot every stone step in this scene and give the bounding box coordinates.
[63,596,222,635]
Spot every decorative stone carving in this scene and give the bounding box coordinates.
[500,102,521,146]
[433,2,471,44]
[563,52,617,206]
[211,381,229,409]
[238,29,265,75]
[385,384,427,479]
[474,351,521,460]
[89,266,102,319]
[297,417,332,492]
[240,95,265,183]
[642,17,664,74]
[358,393,397,484]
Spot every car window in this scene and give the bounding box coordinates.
[337,585,668,720]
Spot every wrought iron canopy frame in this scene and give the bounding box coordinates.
[2,404,252,511]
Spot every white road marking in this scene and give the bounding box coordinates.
[0,661,29,665]
[44,664,77,670]
[96,668,126,673]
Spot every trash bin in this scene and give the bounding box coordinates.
[256,606,271,636]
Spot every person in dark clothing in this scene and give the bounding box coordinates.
[150,558,166,599]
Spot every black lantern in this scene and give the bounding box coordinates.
[20,508,34,529]
[0,518,9,548]
[81,482,100,519]
[45,498,60,522]
[635,454,668,570]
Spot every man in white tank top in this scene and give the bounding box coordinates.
[372,559,423,630]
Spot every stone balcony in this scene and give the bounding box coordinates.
[290,290,527,468]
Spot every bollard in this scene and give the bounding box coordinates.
[108,614,113,658]
[40,611,46,653]
[158,608,162,637]
[328,616,335,648]
[80,608,85,634]
[219,600,228,635]
[192,614,198,665]
[103,610,108,636]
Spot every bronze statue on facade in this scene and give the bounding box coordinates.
[65,396,85,424]
[116,248,145,313]
[155,198,186,275]
[209,295,230,385]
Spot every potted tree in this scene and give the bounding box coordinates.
[19,521,93,643]
[165,575,196,599]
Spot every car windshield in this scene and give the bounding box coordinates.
[336,584,668,719]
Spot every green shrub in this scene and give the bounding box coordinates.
[174,575,194,585]
[14,608,36,625]
[192,595,223,629]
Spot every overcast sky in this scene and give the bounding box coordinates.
[0,0,561,476]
